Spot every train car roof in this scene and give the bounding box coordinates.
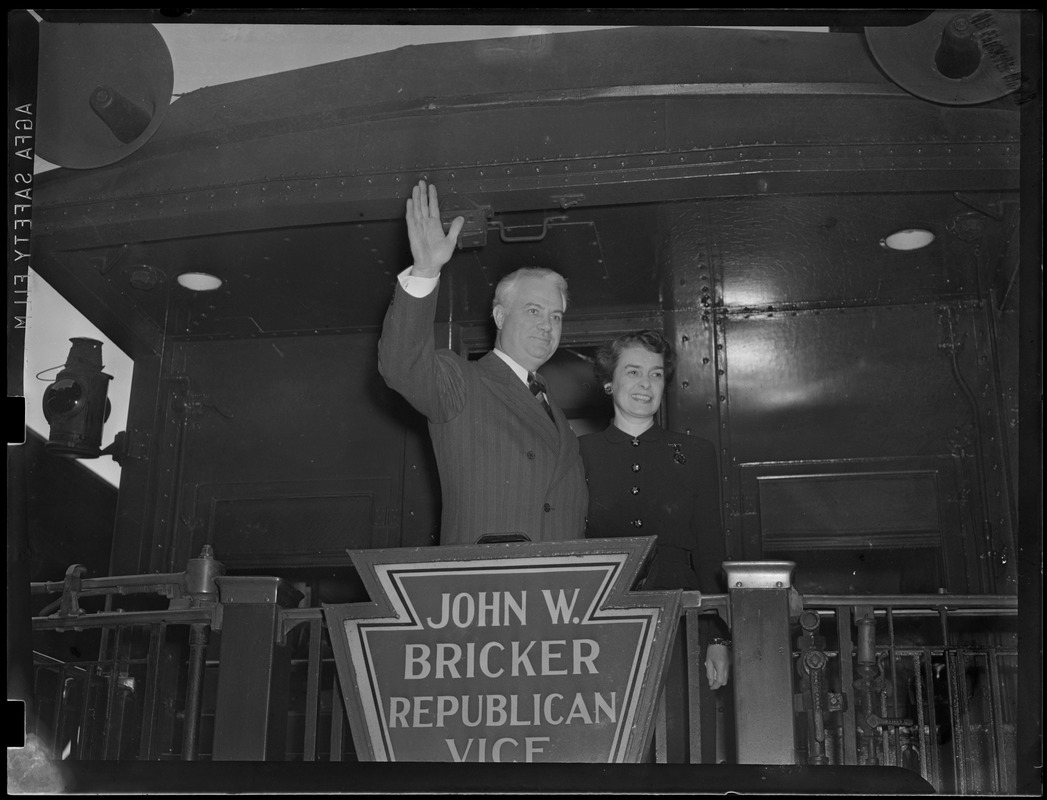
[28,21,1028,359]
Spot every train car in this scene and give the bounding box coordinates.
[7,11,1040,795]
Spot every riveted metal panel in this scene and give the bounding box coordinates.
[664,95,1019,151]
[720,303,1008,591]
[151,333,438,572]
[721,304,992,463]
[709,194,989,309]
[356,101,666,174]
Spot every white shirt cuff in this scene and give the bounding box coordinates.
[397,267,439,298]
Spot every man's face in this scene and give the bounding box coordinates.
[493,275,565,372]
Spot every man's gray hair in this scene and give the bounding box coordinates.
[491,268,569,317]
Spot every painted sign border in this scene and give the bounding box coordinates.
[323,536,681,763]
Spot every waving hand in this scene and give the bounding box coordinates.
[406,180,465,279]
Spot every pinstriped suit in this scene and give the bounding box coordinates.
[378,282,588,545]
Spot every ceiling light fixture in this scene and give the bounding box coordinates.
[880,228,936,251]
[177,272,223,291]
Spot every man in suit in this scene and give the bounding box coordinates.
[378,180,587,545]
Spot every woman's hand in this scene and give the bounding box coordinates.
[705,643,731,690]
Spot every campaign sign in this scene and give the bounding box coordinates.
[323,536,680,762]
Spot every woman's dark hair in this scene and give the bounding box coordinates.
[593,330,677,387]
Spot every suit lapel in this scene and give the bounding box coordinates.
[477,353,560,452]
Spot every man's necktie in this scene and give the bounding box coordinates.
[527,372,556,424]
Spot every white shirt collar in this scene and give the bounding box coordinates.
[493,348,530,384]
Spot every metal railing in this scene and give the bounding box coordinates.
[26,555,1017,792]
[794,593,1018,794]
[29,549,220,762]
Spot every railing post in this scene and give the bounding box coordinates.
[853,606,881,766]
[211,576,302,761]
[181,546,222,761]
[725,561,800,765]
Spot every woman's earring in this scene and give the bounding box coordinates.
[604,384,612,395]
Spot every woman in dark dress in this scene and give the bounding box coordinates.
[579,330,730,763]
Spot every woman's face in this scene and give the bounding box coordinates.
[609,344,665,424]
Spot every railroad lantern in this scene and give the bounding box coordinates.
[42,338,113,458]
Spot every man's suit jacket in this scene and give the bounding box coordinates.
[378,282,587,545]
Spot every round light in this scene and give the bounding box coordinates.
[881,229,935,251]
[44,378,85,419]
[177,272,223,291]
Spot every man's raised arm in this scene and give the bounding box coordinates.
[377,182,467,422]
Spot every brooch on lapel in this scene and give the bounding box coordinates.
[668,443,686,464]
